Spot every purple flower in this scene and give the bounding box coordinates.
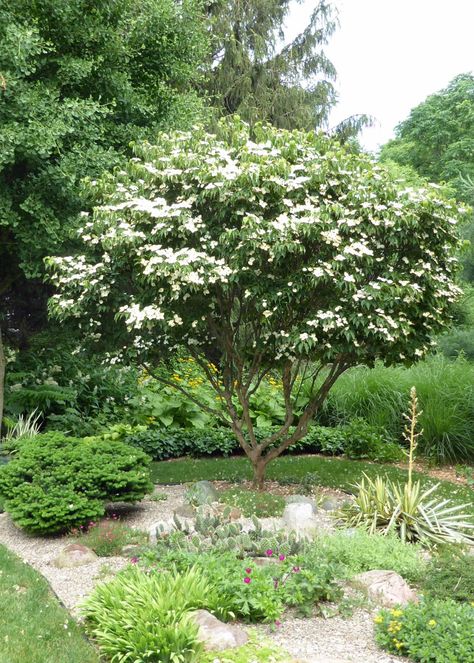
[266,549,273,557]
[130,556,139,564]
[244,576,251,584]
[275,620,282,628]
[292,566,300,573]
[279,554,285,561]
[245,568,252,574]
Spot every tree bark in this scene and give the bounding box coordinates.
[252,455,268,491]
[0,328,5,438]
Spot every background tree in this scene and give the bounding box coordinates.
[380,73,474,201]
[47,119,461,487]
[0,0,209,351]
[204,0,333,130]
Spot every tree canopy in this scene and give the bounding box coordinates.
[380,73,474,203]
[47,119,462,484]
[0,0,209,346]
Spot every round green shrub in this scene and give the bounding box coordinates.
[0,433,153,534]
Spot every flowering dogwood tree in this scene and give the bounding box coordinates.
[47,119,462,487]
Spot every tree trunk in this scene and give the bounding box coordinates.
[0,328,5,438]
[252,456,268,491]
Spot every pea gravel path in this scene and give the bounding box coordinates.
[0,483,405,662]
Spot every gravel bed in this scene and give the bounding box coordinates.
[0,485,185,616]
[259,610,408,663]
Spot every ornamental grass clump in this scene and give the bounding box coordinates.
[341,388,474,545]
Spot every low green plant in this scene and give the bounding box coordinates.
[342,418,404,463]
[455,464,474,488]
[125,427,237,460]
[149,492,168,502]
[341,389,474,545]
[164,512,305,558]
[201,633,289,662]
[83,565,222,663]
[374,599,474,662]
[313,529,426,583]
[421,547,474,603]
[0,433,153,534]
[71,517,148,556]
[153,549,341,622]
[219,488,285,518]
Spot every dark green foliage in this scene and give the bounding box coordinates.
[342,418,404,463]
[421,548,474,603]
[375,599,474,662]
[321,356,474,463]
[125,427,238,460]
[204,0,338,131]
[0,0,209,346]
[0,432,152,533]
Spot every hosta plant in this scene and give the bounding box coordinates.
[341,388,474,545]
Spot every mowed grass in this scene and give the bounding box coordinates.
[151,455,474,512]
[0,545,99,663]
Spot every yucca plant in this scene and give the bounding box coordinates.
[1,409,42,454]
[342,388,474,545]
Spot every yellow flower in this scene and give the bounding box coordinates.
[428,620,437,628]
[373,615,383,624]
[390,609,403,618]
[395,642,404,650]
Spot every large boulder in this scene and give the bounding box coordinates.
[285,495,317,512]
[53,544,98,568]
[282,502,318,532]
[186,480,218,506]
[189,609,248,651]
[350,570,418,607]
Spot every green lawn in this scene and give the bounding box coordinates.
[0,545,99,663]
[151,454,474,511]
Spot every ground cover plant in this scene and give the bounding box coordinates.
[374,599,474,662]
[83,565,223,662]
[219,487,286,517]
[421,547,474,603]
[71,517,148,557]
[0,432,152,533]
[0,545,99,663]
[47,117,462,487]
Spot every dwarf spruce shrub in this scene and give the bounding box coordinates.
[0,433,152,534]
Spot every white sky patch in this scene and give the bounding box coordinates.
[285,0,474,152]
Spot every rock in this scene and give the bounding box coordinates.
[189,609,247,651]
[320,497,340,511]
[174,504,196,519]
[285,495,317,512]
[282,502,318,531]
[253,556,280,566]
[350,570,418,608]
[53,544,98,568]
[186,480,218,506]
